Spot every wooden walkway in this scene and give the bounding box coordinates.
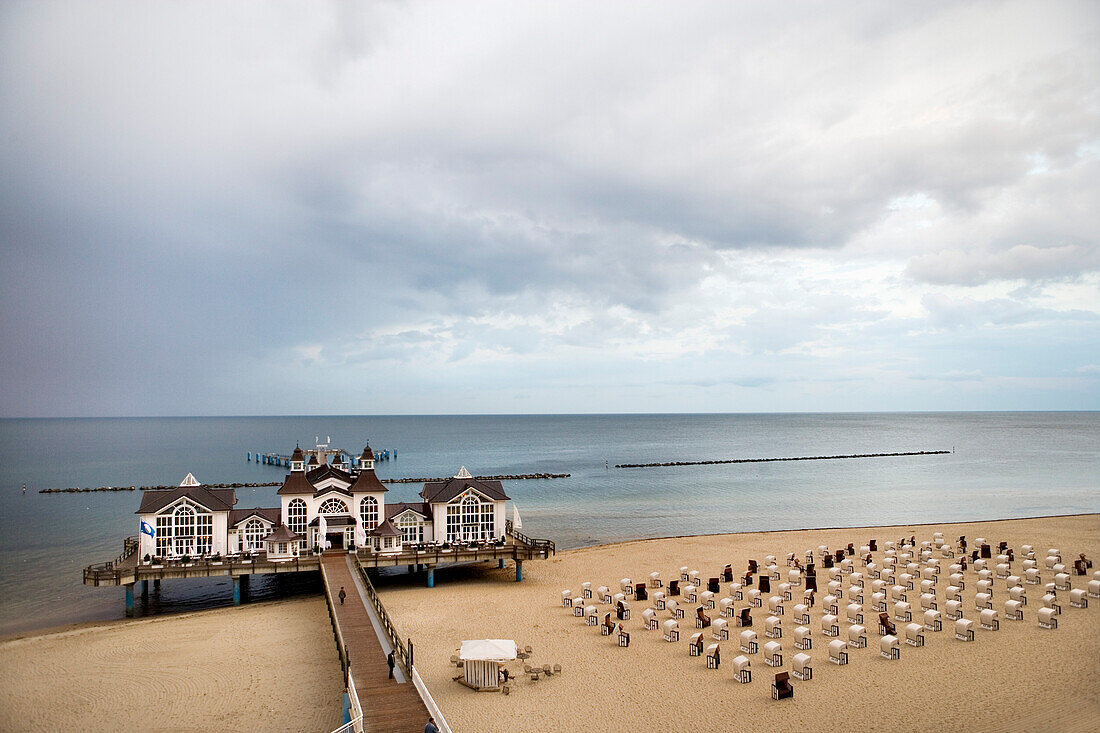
[322,554,431,733]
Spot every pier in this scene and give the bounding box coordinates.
[615,449,952,469]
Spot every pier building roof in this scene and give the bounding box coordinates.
[277,471,316,495]
[229,507,281,526]
[261,525,303,543]
[350,468,388,493]
[420,468,509,504]
[385,502,431,519]
[368,518,401,537]
[306,463,352,484]
[309,515,356,527]
[136,485,236,514]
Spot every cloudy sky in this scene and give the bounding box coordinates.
[1,1,1098,416]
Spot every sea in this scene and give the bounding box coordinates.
[0,412,1097,637]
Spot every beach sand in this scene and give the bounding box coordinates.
[0,596,344,733]
[383,515,1100,733]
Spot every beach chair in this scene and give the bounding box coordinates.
[729,582,743,601]
[974,559,987,573]
[995,563,1010,580]
[828,639,848,665]
[732,655,752,683]
[688,632,704,656]
[822,555,834,570]
[765,615,782,639]
[613,592,626,607]
[920,593,937,612]
[850,571,865,588]
[894,601,912,623]
[701,590,716,609]
[561,590,573,607]
[667,599,684,619]
[945,598,965,620]
[1055,573,1071,591]
[778,582,793,601]
[788,623,810,650]
[620,578,633,596]
[748,559,759,574]
[572,597,586,616]
[805,549,815,566]
[1069,589,1088,609]
[827,567,842,583]
[653,590,666,610]
[841,558,854,576]
[706,643,720,669]
[1088,579,1100,599]
[976,579,993,598]
[823,595,839,616]
[1004,599,1023,621]
[696,606,712,629]
[642,608,658,630]
[955,618,975,642]
[617,600,631,620]
[1025,568,1041,585]
[890,585,908,604]
[597,586,611,603]
[719,597,735,618]
[920,579,936,596]
[759,575,771,594]
[763,640,783,668]
[1045,554,1059,570]
[688,570,701,586]
[899,573,915,591]
[708,577,720,593]
[924,609,942,632]
[649,571,662,588]
[740,629,758,654]
[878,612,896,636]
[618,626,630,647]
[848,586,864,605]
[846,603,863,625]
[723,565,734,582]
[793,603,810,625]
[635,583,648,601]
[1005,575,1021,591]
[747,589,762,608]
[975,593,993,611]
[921,567,937,584]
[871,592,887,613]
[601,612,615,635]
[805,575,818,593]
[737,608,752,627]
[581,582,592,599]
[1037,607,1058,629]
[980,608,999,631]
[680,567,690,582]
[684,585,698,604]
[904,622,924,647]
[663,619,680,642]
[945,585,961,602]
[821,614,839,637]
[766,554,777,566]
[847,624,866,649]
[880,634,901,660]
[585,606,598,626]
[768,595,784,615]
[1023,559,1038,572]
[668,580,680,596]
[713,618,729,641]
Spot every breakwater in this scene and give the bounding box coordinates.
[37,473,570,493]
[615,450,951,469]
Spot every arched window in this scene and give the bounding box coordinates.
[319,497,349,515]
[399,513,422,544]
[173,504,195,556]
[287,499,307,535]
[244,519,267,550]
[360,496,378,529]
[446,494,491,542]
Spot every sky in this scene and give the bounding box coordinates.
[1,0,1098,417]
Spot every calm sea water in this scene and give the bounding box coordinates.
[0,413,1097,636]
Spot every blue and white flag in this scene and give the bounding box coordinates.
[141,520,155,538]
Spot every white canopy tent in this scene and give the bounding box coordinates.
[458,639,518,691]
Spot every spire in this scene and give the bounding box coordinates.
[180,472,200,487]
[454,466,473,479]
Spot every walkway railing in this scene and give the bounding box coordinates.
[354,562,412,677]
[320,561,362,733]
[83,553,320,585]
[506,519,555,555]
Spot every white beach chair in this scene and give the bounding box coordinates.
[620,578,633,596]
[848,586,864,605]
[667,598,684,619]
[663,619,680,642]
[740,629,758,655]
[653,590,666,610]
[955,617,974,642]
[924,609,942,632]
[1037,607,1058,629]
[1055,573,1071,591]
[572,597,585,616]
[688,631,704,655]
[1009,586,1027,605]
[1088,579,1100,599]
[683,584,698,603]
[1020,544,1033,557]
[793,603,810,625]
[701,590,716,609]
[613,592,626,607]
[680,567,690,582]
[881,568,896,585]
[871,592,886,613]
[827,580,842,601]
[828,639,848,665]
[975,592,993,611]
[581,582,592,599]
[747,589,762,608]
[980,608,999,631]
[561,589,573,607]
[945,599,963,621]
[841,558,853,575]
[976,580,993,598]
[585,606,598,626]
[805,549,815,566]
[802,588,815,605]
[920,593,937,611]
[713,618,729,640]
[823,595,839,616]
[778,582,792,601]
[786,552,796,567]
[880,634,901,660]
[890,585,907,603]
[995,563,1010,579]
[732,654,752,683]
[828,567,842,582]
[846,603,863,625]
[793,625,811,650]
[867,562,880,579]
[688,570,701,586]
[1006,575,1022,590]
[1023,558,1037,572]
[941,545,954,559]
[847,624,866,649]
[642,608,658,630]
[729,582,743,601]
[719,597,735,618]
[921,567,937,583]
[920,579,936,596]
[791,652,812,681]
[597,585,611,603]
[905,622,924,647]
[788,569,802,587]
[649,571,662,588]
[765,615,782,639]
[1069,589,1088,609]
[1025,568,1041,585]
[766,555,777,567]
[1004,599,1023,621]
[768,596,784,615]
[763,640,783,667]
[894,601,912,623]
[706,643,720,669]
[821,614,839,637]
[973,559,987,573]
[899,573,915,591]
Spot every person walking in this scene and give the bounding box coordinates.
[338,586,346,605]
[387,650,395,679]
[424,717,438,733]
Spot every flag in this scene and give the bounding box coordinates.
[141,520,155,539]
[512,505,522,530]
[318,513,329,549]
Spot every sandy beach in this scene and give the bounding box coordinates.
[383,514,1100,733]
[0,596,344,733]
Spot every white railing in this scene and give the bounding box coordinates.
[411,666,453,733]
[347,670,364,732]
[328,715,363,733]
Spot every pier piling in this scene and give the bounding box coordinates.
[498,559,505,569]
[515,560,523,583]
[233,577,241,606]
[124,584,134,617]
[427,567,435,588]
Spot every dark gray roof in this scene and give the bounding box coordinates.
[277,471,315,495]
[307,463,352,484]
[136,486,236,514]
[262,525,304,543]
[351,468,388,493]
[309,515,356,527]
[229,507,281,527]
[420,475,509,504]
[368,518,401,537]
[385,502,431,520]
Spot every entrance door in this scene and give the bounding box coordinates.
[462,524,480,542]
[327,532,344,549]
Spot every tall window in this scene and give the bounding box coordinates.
[287,499,307,535]
[196,513,213,555]
[447,494,491,541]
[244,519,266,551]
[173,504,195,556]
[360,496,379,529]
[155,515,171,556]
[399,514,422,544]
[319,497,349,515]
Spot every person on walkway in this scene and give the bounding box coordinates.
[387,650,395,679]
[424,717,438,733]
[338,586,346,605]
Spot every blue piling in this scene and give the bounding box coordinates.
[498,559,505,569]
[233,577,241,606]
[427,567,435,588]
[124,584,134,616]
[516,560,523,583]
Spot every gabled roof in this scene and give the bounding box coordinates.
[368,518,401,537]
[359,445,374,461]
[307,463,352,485]
[350,467,388,493]
[420,469,509,504]
[385,502,431,520]
[262,524,304,543]
[229,507,281,527]
[180,472,200,487]
[309,515,356,527]
[307,454,320,466]
[137,485,236,515]
[313,485,353,499]
[277,471,315,495]
[290,446,305,462]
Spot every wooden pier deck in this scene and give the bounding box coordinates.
[322,554,430,733]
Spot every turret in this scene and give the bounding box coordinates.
[358,445,375,471]
[289,445,305,473]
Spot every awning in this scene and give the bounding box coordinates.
[459,639,517,662]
